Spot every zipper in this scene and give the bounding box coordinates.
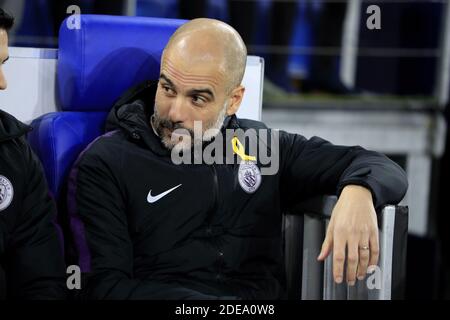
[209,164,219,222]
[209,163,225,282]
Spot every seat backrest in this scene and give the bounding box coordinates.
[58,15,187,112]
[28,15,185,198]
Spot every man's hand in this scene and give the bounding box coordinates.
[317,185,379,285]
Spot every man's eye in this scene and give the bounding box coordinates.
[162,85,175,95]
[192,96,206,105]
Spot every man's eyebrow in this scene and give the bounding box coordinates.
[159,73,175,87]
[188,88,215,99]
[2,56,9,64]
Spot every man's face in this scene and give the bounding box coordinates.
[0,29,9,90]
[153,46,232,151]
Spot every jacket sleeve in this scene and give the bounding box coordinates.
[279,131,408,209]
[7,142,67,299]
[69,147,229,300]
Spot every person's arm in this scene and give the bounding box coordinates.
[7,142,66,299]
[69,146,228,300]
[280,132,408,209]
[280,132,408,285]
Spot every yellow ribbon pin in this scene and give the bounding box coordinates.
[232,136,256,162]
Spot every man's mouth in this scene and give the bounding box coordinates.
[161,126,190,142]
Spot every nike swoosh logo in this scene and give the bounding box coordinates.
[147,184,182,203]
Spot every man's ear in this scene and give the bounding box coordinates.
[226,85,245,116]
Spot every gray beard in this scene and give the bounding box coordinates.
[151,102,228,152]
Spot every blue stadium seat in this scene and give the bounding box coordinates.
[28,15,186,199]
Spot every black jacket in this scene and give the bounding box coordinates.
[0,110,66,299]
[69,81,408,300]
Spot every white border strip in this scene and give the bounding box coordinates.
[8,47,58,59]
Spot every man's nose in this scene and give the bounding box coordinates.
[167,96,186,123]
[0,67,7,90]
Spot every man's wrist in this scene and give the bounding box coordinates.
[341,184,373,202]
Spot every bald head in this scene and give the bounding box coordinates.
[163,18,247,92]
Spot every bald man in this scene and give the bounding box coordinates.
[68,18,407,300]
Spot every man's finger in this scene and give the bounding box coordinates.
[368,228,380,268]
[332,231,346,284]
[346,236,359,285]
[317,226,333,261]
[357,238,370,280]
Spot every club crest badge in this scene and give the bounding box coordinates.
[231,136,262,194]
[238,161,262,194]
[0,175,14,211]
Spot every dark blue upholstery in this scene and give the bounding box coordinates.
[58,15,186,112]
[28,15,186,198]
[28,112,108,198]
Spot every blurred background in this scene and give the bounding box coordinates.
[0,0,449,299]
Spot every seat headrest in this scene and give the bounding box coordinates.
[58,15,186,111]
